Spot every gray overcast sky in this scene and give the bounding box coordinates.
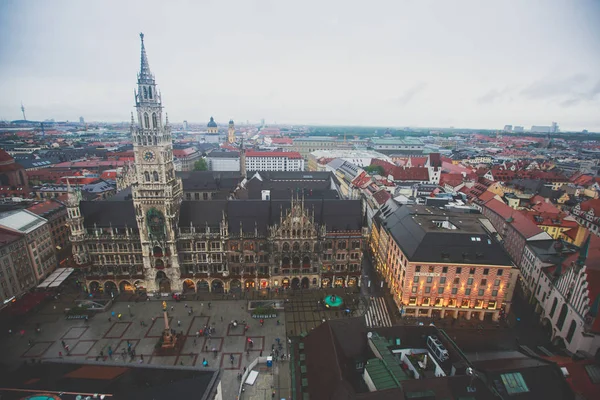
[1,0,599,131]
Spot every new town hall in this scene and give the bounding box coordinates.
[66,34,366,295]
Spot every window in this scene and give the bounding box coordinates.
[566,320,577,343]
[411,286,417,293]
[494,279,500,286]
[425,286,431,293]
[492,290,498,297]
[442,266,448,273]
[478,289,484,296]
[440,277,446,284]
[438,287,444,294]
[426,276,433,283]
[451,288,457,295]
[415,266,421,272]
[153,171,159,181]
[556,304,568,330]
[456,267,462,274]
[549,298,558,318]
[467,278,474,285]
[454,277,460,285]
[469,268,476,275]
[465,288,471,295]
[144,171,150,182]
[152,112,157,128]
[497,269,503,276]
[144,112,149,128]
[481,279,487,286]
[483,268,489,275]
[413,276,419,283]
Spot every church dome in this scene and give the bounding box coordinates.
[207,117,217,128]
[229,119,234,125]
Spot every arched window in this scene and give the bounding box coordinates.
[303,242,310,251]
[153,171,159,182]
[283,242,290,252]
[144,113,149,128]
[549,298,558,318]
[143,86,148,99]
[293,242,300,252]
[556,303,568,330]
[152,112,158,128]
[137,136,141,145]
[143,137,147,145]
[144,171,150,182]
[148,86,153,99]
[153,136,157,145]
[566,320,577,343]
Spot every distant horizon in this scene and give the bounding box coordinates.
[3,118,597,134]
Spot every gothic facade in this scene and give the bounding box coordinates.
[67,34,365,295]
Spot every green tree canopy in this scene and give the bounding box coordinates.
[194,158,208,171]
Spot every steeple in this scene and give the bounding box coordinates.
[138,32,153,83]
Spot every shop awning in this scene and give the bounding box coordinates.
[37,268,75,289]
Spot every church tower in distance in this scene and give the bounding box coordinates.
[131,33,183,292]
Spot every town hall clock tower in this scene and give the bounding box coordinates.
[131,33,183,293]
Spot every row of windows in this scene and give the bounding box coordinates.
[413,276,501,286]
[415,265,504,276]
[411,286,500,297]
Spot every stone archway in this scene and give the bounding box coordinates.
[133,280,145,293]
[89,281,101,293]
[155,271,171,293]
[212,279,224,293]
[182,279,196,294]
[291,277,300,289]
[230,279,242,293]
[301,277,309,289]
[282,277,290,288]
[321,278,331,288]
[197,280,209,292]
[104,281,117,295]
[119,280,134,293]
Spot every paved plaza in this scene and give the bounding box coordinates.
[0,295,289,400]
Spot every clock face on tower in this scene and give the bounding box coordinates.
[143,150,155,162]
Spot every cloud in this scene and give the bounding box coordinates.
[560,80,600,107]
[477,88,510,104]
[392,82,427,105]
[521,74,589,99]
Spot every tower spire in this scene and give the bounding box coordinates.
[139,32,153,83]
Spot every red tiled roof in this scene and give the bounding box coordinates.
[440,173,464,187]
[351,171,371,188]
[529,195,561,213]
[0,149,14,163]
[372,189,391,205]
[478,191,497,203]
[408,156,427,167]
[484,198,545,239]
[246,151,302,159]
[173,148,197,157]
[428,153,442,168]
[544,357,600,400]
[27,199,65,216]
[269,138,293,145]
[389,166,429,181]
[0,226,23,246]
[579,198,600,213]
[370,159,396,175]
[520,210,578,228]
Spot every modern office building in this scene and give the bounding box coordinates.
[245,151,304,172]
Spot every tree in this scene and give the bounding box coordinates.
[194,158,208,171]
[365,165,385,176]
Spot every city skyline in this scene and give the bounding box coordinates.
[0,0,599,131]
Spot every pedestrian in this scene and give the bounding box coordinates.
[118,313,122,320]
[196,331,199,339]
[140,354,144,362]
[61,340,66,348]
[108,317,112,323]
[220,316,223,322]
[205,345,208,352]
[185,303,188,308]
[193,338,197,346]
[170,306,174,312]
[177,320,181,327]
[208,302,211,309]
[188,309,191,316]
[28,339,32,347]
[59,351,63,358]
